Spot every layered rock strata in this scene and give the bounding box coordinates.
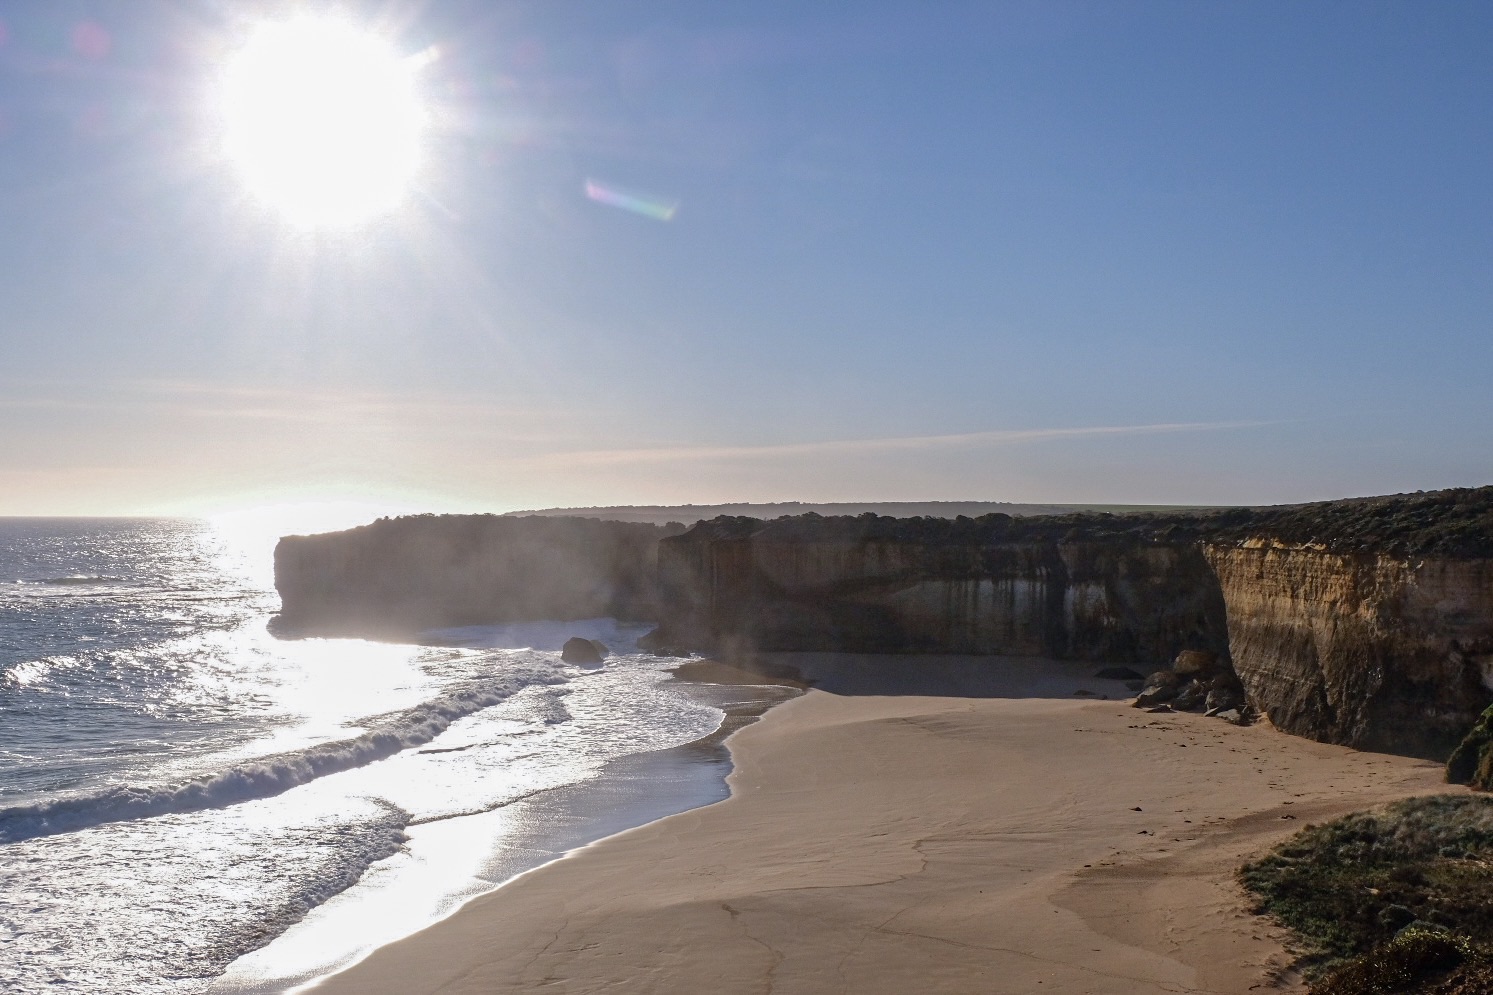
[1207,542,1493,757]
[647,515,1230,663]
[272,489,1493,758]
[645,492,1493,757]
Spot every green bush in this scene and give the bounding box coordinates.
[1239,795,1493,982]
[1309,928,1484,995]
[1446,704,1493,790]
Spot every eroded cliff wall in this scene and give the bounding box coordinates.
[648,495,1493,757]
[273,515,684,637]
[271,489,1493,759]
[650,517,1229,664]
[1206,542,1493,757]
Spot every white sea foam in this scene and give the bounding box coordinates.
[0,662,566,844]
[0,658,54,687]
[0,521,728,995]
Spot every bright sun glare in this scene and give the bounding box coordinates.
[220,18,426,227]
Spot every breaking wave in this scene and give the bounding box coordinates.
[19,576,122,586]
[0,663,567,844]
[0,658,56,688]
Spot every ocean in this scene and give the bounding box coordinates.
[0,518,777,993]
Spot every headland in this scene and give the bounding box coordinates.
[268,487,1493,992]
[276,487,1493,759]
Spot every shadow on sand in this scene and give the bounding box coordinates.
[674,652,1144,701]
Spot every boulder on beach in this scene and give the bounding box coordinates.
[1135,664,1250,717]
[1204,673,1247,715]
[561,637,608,664]
[1133,670,1182,708]
[1172,679,1208,712]
[1172,649,1220,677]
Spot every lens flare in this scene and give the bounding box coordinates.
[584,179,680,221]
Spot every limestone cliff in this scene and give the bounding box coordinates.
[272,515,684,638]
[648,514,1230,663]
[1205,541,1493,757]
[271,489,1493,759]
[646,491,1493,757]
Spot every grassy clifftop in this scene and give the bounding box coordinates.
[670,486,1493,559]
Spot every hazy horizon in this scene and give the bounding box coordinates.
[3,2,1489,525]
[0,499,1196,536]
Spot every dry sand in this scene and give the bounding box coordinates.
[311,654,1457,995]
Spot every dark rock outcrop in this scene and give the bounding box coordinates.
[1173,649,1220,677]
[1131,653,1243,715]
[1134,670,1184,708]
[272,515,685,638]
[1172,680,1209,712]
[561,637,607,664]
[1204,673,1247,715]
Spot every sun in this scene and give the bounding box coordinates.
[219,18,426,227]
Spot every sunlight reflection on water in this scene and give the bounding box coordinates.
[0,520,731,995]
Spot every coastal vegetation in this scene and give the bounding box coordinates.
[655,484,1493,556]
[1239,795,1493,992]
[1447,704,1493,791]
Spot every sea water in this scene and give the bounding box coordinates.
[0,519,747,994]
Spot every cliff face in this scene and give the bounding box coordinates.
[273,515,684,637]
[649,505,1493,757]
[652,519,1229,663]
[1205,542,1493,757]
[271,488,1493,759]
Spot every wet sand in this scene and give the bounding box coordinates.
[310,654,1455,994]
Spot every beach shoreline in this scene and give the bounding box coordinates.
[211,653,800,995]
[304,653,1458,994]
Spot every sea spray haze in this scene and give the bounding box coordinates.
[0,519,724,994]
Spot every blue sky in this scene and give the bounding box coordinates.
[1,0,1489,519]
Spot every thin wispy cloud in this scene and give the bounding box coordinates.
[0,378,578,440]
[534,420,1272,468]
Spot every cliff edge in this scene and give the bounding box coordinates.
[647,488,1493,757]
[272,515,684,638]
[270,488,1493,758]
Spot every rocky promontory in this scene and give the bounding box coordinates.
[272,488,1493,758]
[272,515,684,638]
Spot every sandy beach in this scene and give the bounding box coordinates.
[311,654,1455,995]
